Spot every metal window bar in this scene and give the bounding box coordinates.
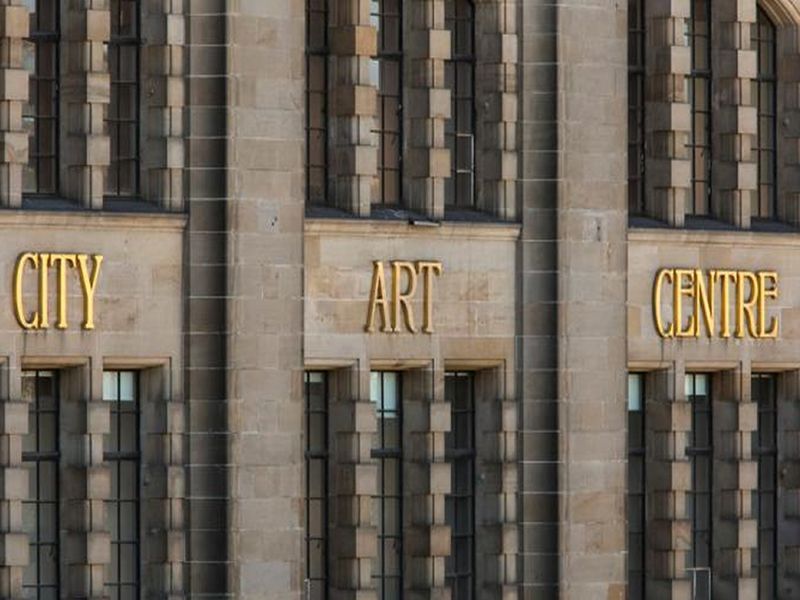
[445,372,476,600]
[445,0,476,209]
[752,374,778,600]
[370,371,403,599]
[371,0,403,207]
[686,373,712,600]
[627,373,646,599]
[628,0,646,215]
[752,9,777,220]
[304,371,329,600]
[103,371,141,600]
[22,370,60,599]
[106,0,141,199]
[306,0,329,206]
[686,0,712,217]
[23,0,60,196]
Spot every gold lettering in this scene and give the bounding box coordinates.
[49,254,77,329]
[694,269,716,338]
[717,270,738,338]
[674,268,696,337]
[13,253,39,329]
[736,271,759,339]
[758,271,779,338]
[417,261,443,334]
[653,268,674,338]
[365,261,391,333]
[38,253,50,329]
[76,254,103,330]
[391,261,418,333]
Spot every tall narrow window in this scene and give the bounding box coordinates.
[445,0,475,209]
[627,0,646,215]
[103,371,140,600]
[371,0,402,206]
[306,0,328,206]
[687,0,712,216]
[752,374,778,599]
[106,0,140,198]
[686,373,712,596]
[445,372,476,599]
[305,371,329,599]
[23,0,59,196]
[22,370,59,599]
[753,9,777,220]
[370,371,402,598]
[627,373,646,599]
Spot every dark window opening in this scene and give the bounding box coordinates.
[306,0,329,206]
[628,0,646,216]
[687,0,712,216]
[627,373,646,599]
[305,371,329,599]
[686,373,712,596]
[752,9,777,220]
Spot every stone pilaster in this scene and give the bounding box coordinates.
[404,368,450,599]
[645,0,691,226]
[406,0,450,219]
[714,369,757,597]
[477,0,517,219]
[141,367,185,598]
[712,1,757,228]
[780,370,800,598]
[64,0,110,208]
[330,0,377,216]
[477,374,517,599]
[330,369,378,599]
[647,368,692,599]
[0,1,28,207]
[0,369,28,598]
[143,0,185,209]
[61,367,110,599]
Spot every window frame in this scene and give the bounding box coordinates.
[627,372,646,599]
[752,8,778,221]
[686,0,713,217]
[627,0,646,216]
[306,0,329,207]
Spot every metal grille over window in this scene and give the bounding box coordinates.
[627,373,645,599]
[305,372,329,599]
[686,373,712,597]
[752,374,778,599]
[627,0,645,216]
[752,9,777,220]
[22,0,59,196]
[445,0,475,209]
[103,371,140,600]
[371,0,402,206]
[370,371,402,598]
[687,0,712,217]
[107,0,140,198]
[22,371,60,600]
[445,372,476,599]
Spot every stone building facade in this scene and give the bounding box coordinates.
[1,0,798,599]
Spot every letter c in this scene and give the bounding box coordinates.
[653,268,674,338]
[13,253,39,329]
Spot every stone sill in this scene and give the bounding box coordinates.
[0,208,187,231]
[305,217,521,241]
[629,227,800,248]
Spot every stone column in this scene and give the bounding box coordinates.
[713,368,757,597]
[406,0,450,219]
[0,369,28,598]
[61,367,110,599]
[645,0,691,226]
[0,1,28,207]
[64,0,110,208]
[712,1,757,228]
[143,0,185,210]
[330,368,378,599]
[403,367,450,598]
[330,0,377,216]
[476,0,517,219]
[647,368,692,599]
